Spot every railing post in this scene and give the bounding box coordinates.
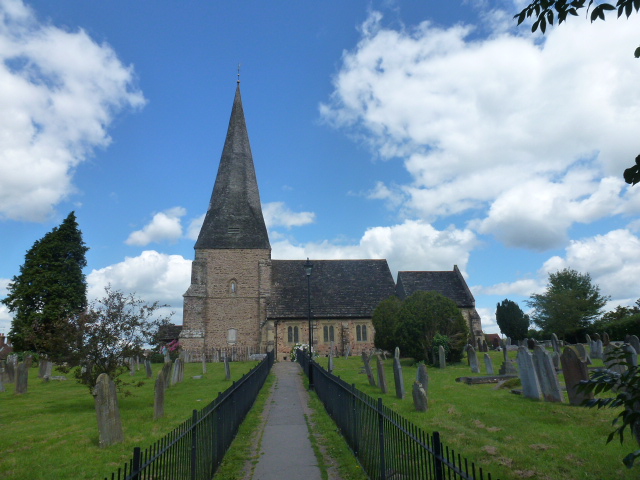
[351,384,359,456]
[191,409,198,480]
[432,431,444,480]
[377,397,386,480]
[308,351,314,390]
[131,446,141,480]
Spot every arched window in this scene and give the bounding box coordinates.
[356,324,368,342]
[229,280,237,294]
[287,326,299,343]
[323,325,335,343]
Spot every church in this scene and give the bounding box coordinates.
[179,83,484,361]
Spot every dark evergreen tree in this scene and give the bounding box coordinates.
[526,268,608,341]
[2,212,88,357]
[495,299,530,341]
[395,291,468,364]
[371,295,402,352]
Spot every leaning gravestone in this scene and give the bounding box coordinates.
[93,373,124,447]
[630,335,640,357]
[361,352,376,387]
[560,347,593,406]
[532,346,564,402]
[15,362,28,394]
[438,345,446,369]
[393,352,405,399]
[575,343,591,365]
[416,363,428,391]
[375,355,388,394]
[145,359,153,379]
[516,346,542,400]
[412,381,428,412]
[468,345,480,374]
[154,372,165,420]
[483,354,495,375]
[551,333,560,355]
[161,362,172,389]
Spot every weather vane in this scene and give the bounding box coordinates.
[237,63,241,84]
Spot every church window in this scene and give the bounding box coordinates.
[287,326,299,343]
[227,328,237,344]
[323,325,334,343]
[356,325,368,342]
[229,280,237,294]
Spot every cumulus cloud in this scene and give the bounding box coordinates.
[0,0,145,221]
[186,213,206,241]
[263,202,315,229]
[321,10,640,249]
[0,278,12,335]
[125,207,187,246]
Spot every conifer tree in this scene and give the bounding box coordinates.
[495,299,530,341]
[2,212,88,357]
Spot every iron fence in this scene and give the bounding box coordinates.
[298,351,498,480]
[105,350,274,480]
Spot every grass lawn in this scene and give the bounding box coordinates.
[0,361,258,480]
[315,351,637,480]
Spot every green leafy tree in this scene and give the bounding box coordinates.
[526,268,609,341]
[61,286,173,394]
[495,299,530,341]
[2,212,88,358]
[395,291,468,364]
[515,1,640,185]
[372,296,402,352]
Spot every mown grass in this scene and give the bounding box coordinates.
[315,351,636,480]
[0,361,258,480]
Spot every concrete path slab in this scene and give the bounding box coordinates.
[251,362,321,480]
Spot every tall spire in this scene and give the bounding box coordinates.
[195,84,270,250]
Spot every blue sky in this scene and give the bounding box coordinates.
[2,0,640,336]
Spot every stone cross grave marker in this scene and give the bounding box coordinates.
[438,345,446,369]
[393,353,405,399]
[361,352,376,387]
[483,353,495,375]
[516,345,542,400]
[93,373,124,447]
[468,345,480,374]
[412,381,428,412]
[532,346,564,402]
[376,355,388,394]
[560,346,593,406]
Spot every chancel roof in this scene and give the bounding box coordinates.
[268,259,396,319]
[195,84,270,250]
[396,266,475,307]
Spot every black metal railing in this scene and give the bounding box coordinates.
[298,351,497,480]
[106,351,274,480]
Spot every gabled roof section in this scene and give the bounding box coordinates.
[195,84,270,250]
[268,260,396,319]
[396,265,475,307]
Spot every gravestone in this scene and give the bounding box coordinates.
[15,362,28,394]
[585,333,592,345]
[344,344,352,359]
[25,355,33,368]
[468,345,480,374]
[438,345,446,369]
[129,357,135,376]
[224,356,231,381]
[560,346,593,406]
[375,355,388,394]
[202,355,207,374]
[483,354,494,375]
[361,352,376,387]
[5,357,15,383]
[602,332,610,347]
[482,340,489,353]
[603,345,626,374]
[624,343,638,368]
[0,378,4,393]
[416,363,428,391]
[516,346,542,400]
[575,344,591,365]
[412,381,428,412]
[93,373,124,447]
[328,342,335,373]
[161,362,172,389]
[154,372,165,420]
[393,355,405,399]
[145,359,153,379]
[532,346,564,402]
[171,358,182,386]
[551,333,560,355]
[630,335,640,357]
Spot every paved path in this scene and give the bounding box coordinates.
[250,361,322,480]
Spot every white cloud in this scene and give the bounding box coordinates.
[0,277,12,335]
[321,11,640,250]
[87,250,191,322]
[186,213,205,241]
[263,202,316,229]
[475,278,543,297]
[0,0,145,221]
[125,207,186,246]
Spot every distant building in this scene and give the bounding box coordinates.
[180,84,484,361]
[0,333,13,361]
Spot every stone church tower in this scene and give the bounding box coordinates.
[179,83,272,353]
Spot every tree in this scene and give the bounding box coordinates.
[2,212,88,358]
[526,268,609,340]
[496,299,530,341]
[62,286,172,393]
[395,291,468,364]
[372,296,403,352]
[515,1,640,185]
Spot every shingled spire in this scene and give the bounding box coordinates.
[195,84,270,250]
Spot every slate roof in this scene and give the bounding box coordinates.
[195,84,270,250]
[156,324,183,343]
[268,259,396,319]
[396,266,475,307]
